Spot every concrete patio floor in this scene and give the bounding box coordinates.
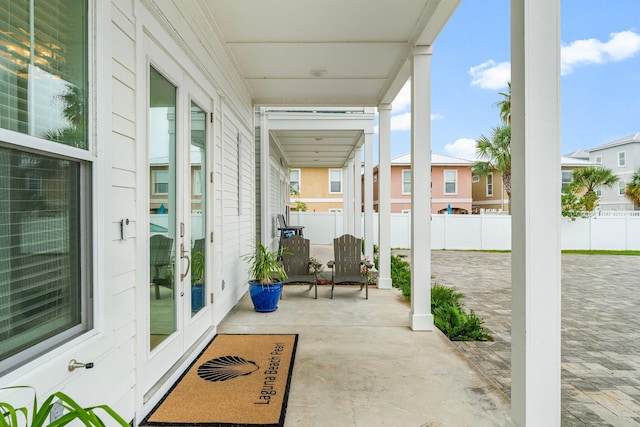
[217,245,512,426]
[218,246,640,426]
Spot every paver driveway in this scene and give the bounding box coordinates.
[428,251,640,426]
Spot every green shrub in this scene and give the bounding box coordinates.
[431,284,492,341]
[386,254,492,341]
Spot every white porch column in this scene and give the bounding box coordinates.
[259,108,271,244]
[410,46,433,331]
[377,104,392,289]
[353,146,363,239]
[363,131,374,261]
[510,1,562,426]
[343,159,353,234]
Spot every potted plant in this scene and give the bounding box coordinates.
[244,241,287,312]
[191,248,205,312]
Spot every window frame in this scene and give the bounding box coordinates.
[290,168,301,193]
[0,0,94,374]
[486,173,494,197]
[402,169,411,195]
[443,169,457,195]
[328,168,342,194]
[618,180,626,196]
[618,151,626,167]
[152,169,170,195]
[472,175,480,183]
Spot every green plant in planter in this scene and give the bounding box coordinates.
[244,241,287,285]
[191,249,205,285]
[243,241,288,312]
[0,386,129,426]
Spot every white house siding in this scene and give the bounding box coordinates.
[1,0,258,423]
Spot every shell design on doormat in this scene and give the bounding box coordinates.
[197,355,259,382]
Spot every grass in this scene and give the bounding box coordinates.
[562,250,640,256]
[433,249,640,256]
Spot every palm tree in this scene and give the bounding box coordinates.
[472,125,512,201]
[625,169,640,209]
[569,166,618,212]
[496,81,511,125]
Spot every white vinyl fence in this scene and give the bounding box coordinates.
[288,211,640,251]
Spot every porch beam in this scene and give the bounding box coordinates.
[510,0,562,425]
[377,104,392,289]
[410,46,434,331]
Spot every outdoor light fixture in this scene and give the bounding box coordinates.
[309,69,327,77]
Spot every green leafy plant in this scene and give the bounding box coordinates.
[431,284,492,341]
[191,249,205,285]
[243,241,287,285]
[390,254,411,300]
[0,386,129,426]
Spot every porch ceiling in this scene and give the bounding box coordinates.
[271,129,363,168]
[201,0,460,107]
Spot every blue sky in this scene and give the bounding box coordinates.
[381,0,640,161]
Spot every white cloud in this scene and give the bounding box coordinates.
[391,112,411,131]
[444,138,477,161]
[392,80,411,112]
[561,30,640,75]
[469,60,511,90]
[388,112,444,132]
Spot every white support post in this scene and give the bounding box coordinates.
[354,146,363,239]
[363,132,374,261]
[510,0,562,425]
[343,160,353,235]
[259,108,271,244]
[377,104,392,289]
[410,46,434,331]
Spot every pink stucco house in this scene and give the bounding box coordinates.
[370,153,473,214]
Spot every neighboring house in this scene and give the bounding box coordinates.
[560,155,597,193]
[471,156,595,213]
[289,167,345,212]
[586,132,640,211]
[471,170,509,213]
[370,153,474,214]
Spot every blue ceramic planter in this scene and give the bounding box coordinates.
[192,283,205,312]
[249,281,283,312]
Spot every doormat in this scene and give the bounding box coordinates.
[142,334,298,427]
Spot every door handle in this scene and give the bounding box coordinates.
[180,243,191,282]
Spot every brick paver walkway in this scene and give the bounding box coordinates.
[428,251,640,426]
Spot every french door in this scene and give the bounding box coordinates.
[144,47,212,390]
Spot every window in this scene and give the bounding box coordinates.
[444,170,457,194]
[152,170,169,195]
[0,1,90,373]
[618,151,626,167]
[328,208,342,213]
[561,171,573,192]
[619,180,626,196]
[472,175,480,183]
[193,168,202,196]
[595,185,602,197]
[329,169,342,193]
[402,170,411,194]
[594,156,602,165]
[290,169,300,193]
[486,173,494,197]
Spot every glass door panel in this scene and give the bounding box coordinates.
[149,66,177,350]
[190,102,206,316]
